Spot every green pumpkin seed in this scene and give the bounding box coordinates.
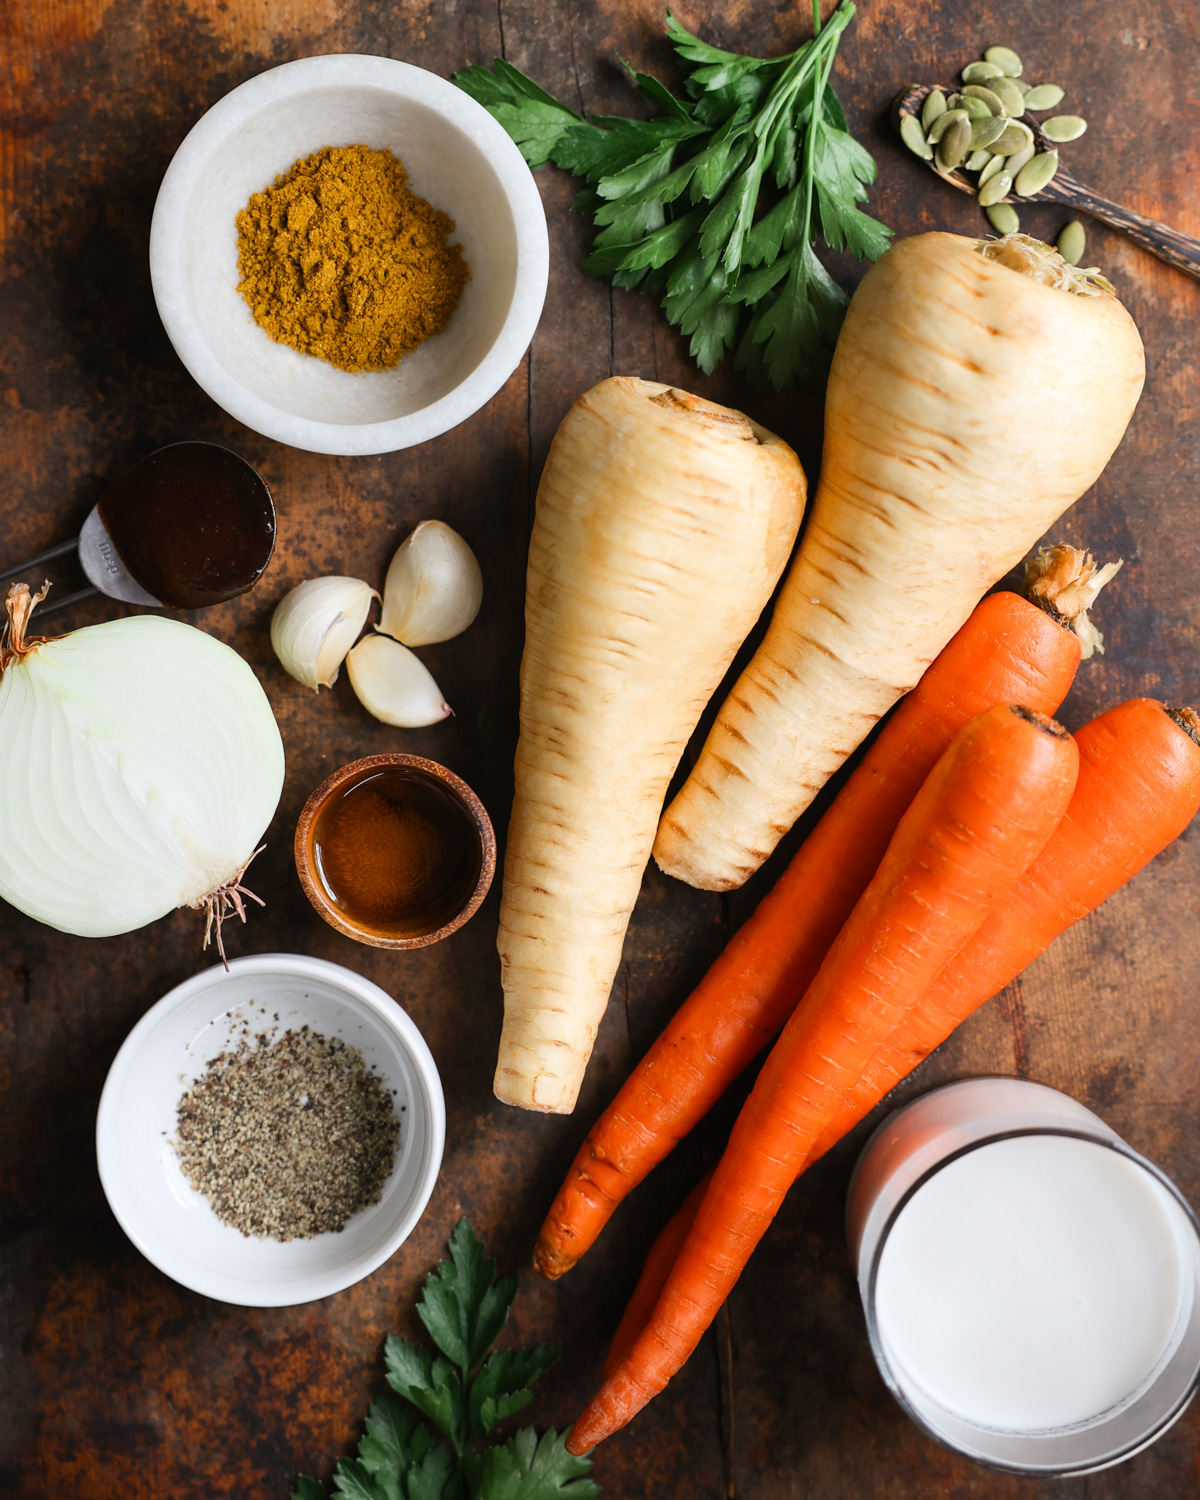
[1014,79,1032,95]
[1015,148,1060,195]
[990,122,1033,155]
[900,112,934,159]
[983,46,1023,78]
[977,171,1013,207]
[962,60,1004,82]
[1004,142,1036,179]
[961,96,995,120]
[1042,113,1088,142]
[962,83,1006,115]
[936,117,973,171]
[965,148,993,171]
[946,93,965,110]
[970,115,1007,150]
[1022,83,1065,111]
[928,107,970,143]
[978,153,1007,185]
[990,76,1026,116]
[922,89,948,130]
[1057,219,1087,266]
[986,202,1021,234]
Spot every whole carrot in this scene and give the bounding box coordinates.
[535,549,1113,1280]
[568,703,1080,1452]
[803,699,1200,1167]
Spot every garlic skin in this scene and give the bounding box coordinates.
[379,520,483,646]
[346,634,452,727]
[271,577,377,690]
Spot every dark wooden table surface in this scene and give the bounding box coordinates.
[3,0,1199,1495]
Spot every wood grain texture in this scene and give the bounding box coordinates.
[1,0,1198,1496]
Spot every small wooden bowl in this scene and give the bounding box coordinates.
[294,753,496,949]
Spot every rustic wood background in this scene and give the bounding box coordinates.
[3,0,1199,1495]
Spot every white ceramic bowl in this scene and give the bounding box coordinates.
[96,953,445,1305]
[149,54,549,454]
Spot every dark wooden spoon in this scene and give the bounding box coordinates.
[895,84,1200,282]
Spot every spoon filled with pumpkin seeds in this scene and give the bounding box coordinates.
[893,45,1200,282]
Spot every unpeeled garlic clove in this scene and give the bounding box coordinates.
[379,520,483,646]
[270,577,378,691]
[346,634,452,727]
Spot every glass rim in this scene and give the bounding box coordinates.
[862,1122,1200,1477]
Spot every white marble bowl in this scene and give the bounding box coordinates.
[150,55,548,454]
[96,953,445,1306]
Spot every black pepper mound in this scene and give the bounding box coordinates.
[174,1026,400,1241]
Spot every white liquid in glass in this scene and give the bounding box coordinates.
[874,1135,1189,1431]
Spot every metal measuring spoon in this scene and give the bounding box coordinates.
[0,442,276,615]
[894,84,1200,283]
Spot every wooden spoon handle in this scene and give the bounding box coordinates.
[1044,173,1200,282]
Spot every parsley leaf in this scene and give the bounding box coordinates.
[453,1,890,390]
[293,1221,585,1500]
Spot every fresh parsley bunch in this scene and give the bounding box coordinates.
[293,1220,597,1500]
[453,1,890,391]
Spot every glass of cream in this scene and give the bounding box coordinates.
[847,1078,1200,1474]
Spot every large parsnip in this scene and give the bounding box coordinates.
[495,378,807,1113]
[654,232,1145,890]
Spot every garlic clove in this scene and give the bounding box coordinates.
[379,519,483,646]
[346,634,452,727]
[270,577,378,691]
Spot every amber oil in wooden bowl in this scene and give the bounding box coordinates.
[295,754,495,948]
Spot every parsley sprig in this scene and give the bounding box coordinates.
[293,1220,597,1500]
[453,1,889,390]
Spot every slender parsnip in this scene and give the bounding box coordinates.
[655,233,1145,890]
[495,378,807,1113]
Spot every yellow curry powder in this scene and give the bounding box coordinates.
[235,144,470,373]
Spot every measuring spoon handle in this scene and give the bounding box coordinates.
[1045,171,1200,282]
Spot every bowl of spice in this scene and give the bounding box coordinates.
[149,54,548,455]
[96,953,445,1305]
[295,753,496,948]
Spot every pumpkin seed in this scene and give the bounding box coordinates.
[900,112,934,159]
[928,107,970,143]
[1015,149,1060,195]
[990,122,1033,155]
[986,202,1021,234]
[946,93,965,110]
[977,171,1013,207]
[962,60,1004,82]
[965,148,993,171]
[1004,142,1036,179]
[1042,113,1088,142]
[961,96,995,120]
[1022,83,1065,111]
[978,153,1007,185]
[1014,79,1032,95]
[922,89,948,130]
[963,83,1006,115]
[936,117,973,171]
[970,115,1007,150]
[990,76,1026,116]
[1057,219,1087,265]
[983,46,1023,78]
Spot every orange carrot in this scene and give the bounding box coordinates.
[603,1172,713,1380]
[803,699,1200,1168]
[536,562,1101,1280]
[568,703,1080,1452]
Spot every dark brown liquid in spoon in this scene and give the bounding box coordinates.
[98,442,276,608]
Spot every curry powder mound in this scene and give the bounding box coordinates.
[235,144,470,374]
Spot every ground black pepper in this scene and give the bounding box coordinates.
[174,1025,400,1241]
